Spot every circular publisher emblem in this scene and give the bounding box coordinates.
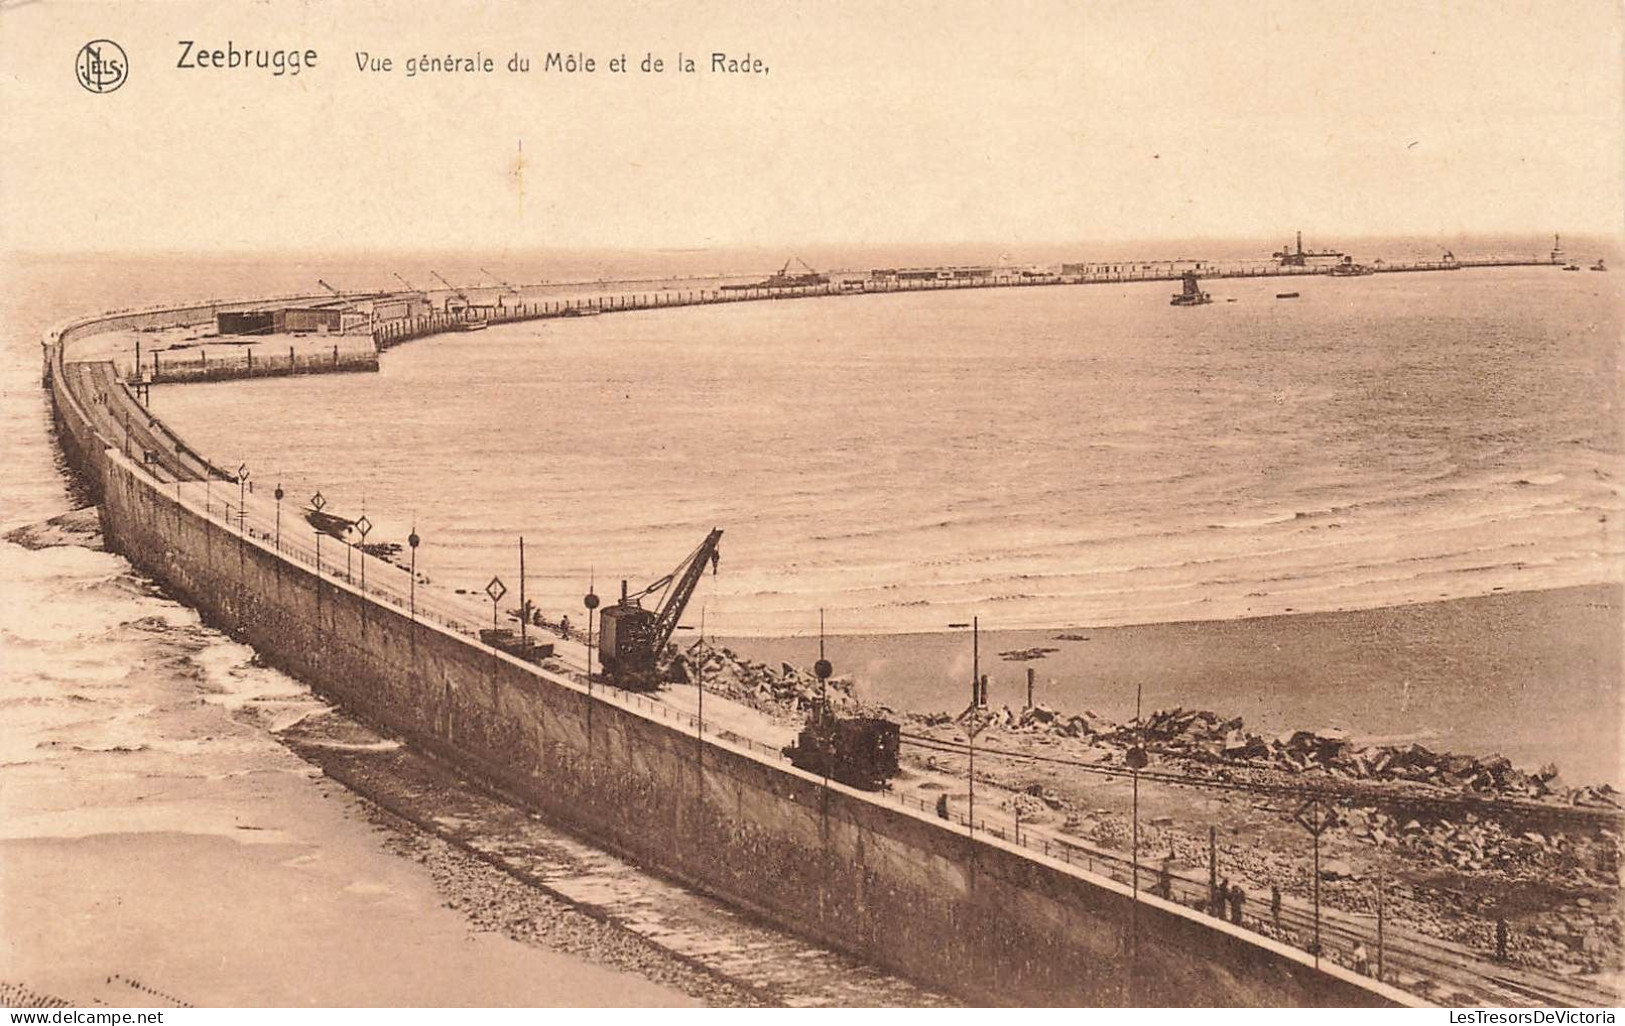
[76,39,128,94]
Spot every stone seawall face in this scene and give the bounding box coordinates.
[47,317,1411,1008]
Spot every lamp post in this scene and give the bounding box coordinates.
[1294,798,1336,969]
[1126,683,1148,1001]
[1375,869,1385,982]
[237,463,249,535]
[965,710,985,836]
[408,525,420,621]
[583,585,600,697]
[948,618,983,834]
[1131,682,1145,901]
[355,514,372,595]
[274,484,284,552]
[814,608,833,792]
[310,491,326,576]
[518,536,527,650]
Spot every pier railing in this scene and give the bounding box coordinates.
[170,482,1497,1001]
[175,461,1615,1005]
[141,342,379,383]
[74,256,1592,1008]
[370,256,1558,351]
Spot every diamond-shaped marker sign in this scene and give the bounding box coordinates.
[355,515,372,539]
[310,491,326,511]
[1294,797,1338,838]
[237,463,250,481]
[486,576,507,603]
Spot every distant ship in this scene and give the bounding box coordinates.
[1170,271,1212,306]
[1328,256,1375,277]
[721,258,830,292]
[1276,292,1300,299]
[1273,231,1343,267]
[1564,264,1582,272]
[1592,259,1608,272]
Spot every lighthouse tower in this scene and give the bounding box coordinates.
[1551,233,1566,265]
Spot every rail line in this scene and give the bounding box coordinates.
[47,256,1610,1008]
[896,732,1620,1007]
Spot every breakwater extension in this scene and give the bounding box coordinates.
[45,286,1419,1007]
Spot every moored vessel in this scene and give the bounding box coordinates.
[1170,271,1212,306]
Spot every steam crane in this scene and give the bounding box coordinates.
[429,270,472,312]
[392,272,426,295]
[598,528,723,690]
[316,279,345,298]
[479,267,522,308]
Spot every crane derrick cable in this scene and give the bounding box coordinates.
[649,529,723,654]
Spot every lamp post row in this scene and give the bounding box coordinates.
[191,466,1362,983]
[234,474,978,832]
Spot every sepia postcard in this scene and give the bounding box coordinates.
[1,0,1621,1014]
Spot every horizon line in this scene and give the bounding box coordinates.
[7,228,1622,262]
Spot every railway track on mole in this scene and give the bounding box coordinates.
[53,294,1617,1009]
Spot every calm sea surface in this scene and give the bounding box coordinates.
[152,265,1624,637]
[2,244,1620,856]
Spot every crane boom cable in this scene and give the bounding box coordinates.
[650,529,722,654]
[429,270,471,302]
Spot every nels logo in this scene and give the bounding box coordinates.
[76,39,128,94]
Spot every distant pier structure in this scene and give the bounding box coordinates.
[1273,231,1344,267]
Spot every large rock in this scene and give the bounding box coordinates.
[1319,858,1356,881]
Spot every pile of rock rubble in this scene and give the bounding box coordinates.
[666,640,863,716]
[1334,806,1620,883]
[663,642,1620,819]
[915,701,1623,810]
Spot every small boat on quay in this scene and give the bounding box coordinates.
[455,319,489,331]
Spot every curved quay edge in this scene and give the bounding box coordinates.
[40,281,1423,1009]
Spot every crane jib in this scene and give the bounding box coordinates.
[599,528,723,688]
[650,528,724,655]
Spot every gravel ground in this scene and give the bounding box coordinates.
[358,800,763,1007]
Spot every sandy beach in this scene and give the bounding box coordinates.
[0,530,714,1007]
[0,771,698,1007]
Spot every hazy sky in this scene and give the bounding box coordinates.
[2,0,1622,253]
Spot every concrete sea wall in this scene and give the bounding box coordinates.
[46,304,1413,1007]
